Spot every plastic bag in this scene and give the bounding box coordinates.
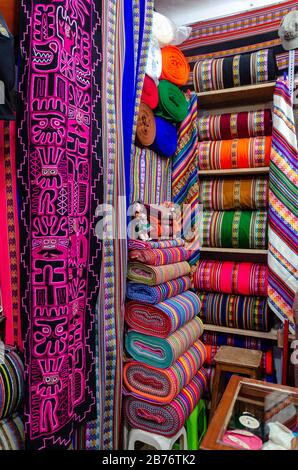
[152,11,192,47]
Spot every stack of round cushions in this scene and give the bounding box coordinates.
[135,102,156,147]
[141,75,159,109]
[0,347,24,420]
[160,46,190,87]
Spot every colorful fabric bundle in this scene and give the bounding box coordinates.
[128,246,190,266]
[202,211,268,249]
[127,261,190,285]
[0,414,24,450]
[199,293,270,331]
[198,110,272,141]
[125,316,204,367]
[194,260,268,296]
[202,331,271,352]
[128,238,185,250]
[156,80,188,122]
[268,79,298,334]
[125,290,201,338]
[198,137,271,170]
[141,75,159,109]
[124,368,208,437]
[152,116,177,157]
[126,276,191,304]
[0,347,24,419]
[199,177,268,210]
[160,45,190,86]
[193,48,276,92]
[136,102,156,146]
[123,340,206,403]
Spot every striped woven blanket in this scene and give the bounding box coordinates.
[124,368,208,437]
[128,247,191,266]
[202,331,271,352]
[127,261,190,285]
[124,340,206,404]
[125,316,204,368]
[125,290,202,338]
[128,238,185,250]
[0,413,24,450]
[126,276,191,304]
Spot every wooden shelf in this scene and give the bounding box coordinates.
[198,167,270,177]
[203,323,295,341]
[200,247,268,255]
[196,82,276,108]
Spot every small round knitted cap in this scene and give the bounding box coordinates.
[278,10,298,50]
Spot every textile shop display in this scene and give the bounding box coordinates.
[125,316,204,368]
[18,0,103,449]
[152,116,178,158]
[194,260,268,296]
[126,276,191,304]
[0,414,24,450]
[0,347,24,419]
[136,102,156,147]
[160,45,190,86]
[199,177,268,210]
[123,340,206,403]
[202,211,268,249]
[124,368,208,437]
[193,48,276,92]
[125,290,201,338]
[128,246,190,266]
[155,80,188,123]
[199,293,270,332]
[128,238,185,250]
[127,261,190,285]
[0,14,15,120]
[198,137,271,170]
[197,110,272,141]
[141,75,159,109]
[268,79,298,334]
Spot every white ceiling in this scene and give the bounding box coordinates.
[154,0,287,25]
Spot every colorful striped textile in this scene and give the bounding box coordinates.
[198,110,272,141]
[123,340,206,403]
[128,238,185,250]
[268,79,298,334]
[125,290,201,338]
[194,260,268,296]
[125,316,204,368]
[124,368,208,437]
[0,347,24,419]
[199,177,268,210]
[130,145,172,205]
[128,247,190,266]
[199,293,270,332]
[127,261,190,285]
[193,48,276,92]
[0,414,24,450]
[198,137,271,170]
[126,276,191,304]
[202,331,271,352]
[202,211,268,249]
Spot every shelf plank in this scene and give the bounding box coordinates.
[196,82,276,108]
[198,167,270,177]
[200,247,268,255]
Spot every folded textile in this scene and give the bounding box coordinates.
[0,414,24,450]
[128,246,190,266]
[202,210,268,249]
[152,116,177,157]
[124,340,206,403]
[193,48,276,92]
[128,238,185,250]
[198,110,272,141]
[125,315,204,367]
[198,137,271,170]
[127,261,190,285]
[0,347,24,420]
[156,80,188,122]
[160,45,190,86]
[202,331,271,352]
[194,260,268,296]
[199,293,270,331]
[136,102,156,147]
[141,75,159,109]
[124,368,208,437]
[126,276,191,304]
[199,177,268,210]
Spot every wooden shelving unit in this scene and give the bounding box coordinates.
[198,167,270,177]
[203,323,295,342]
[200,247,268,255]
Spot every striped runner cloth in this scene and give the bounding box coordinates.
[128,247,191,266]
[126,276,192,304]
[127,261,190,285]
[128,238,185,250]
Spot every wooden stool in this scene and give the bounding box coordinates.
[210,346,262,420]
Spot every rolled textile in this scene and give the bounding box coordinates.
[0,414,24,450]
[156,80,188,123]
[198,137,271,170]
[152,116,178,157]
[127,261,190,285]
[123,340,206,404]
[141,75,159,109]
[128,238,185,250]
[202,211,268,249]
[128,246,190,266]
[199,177,268,210]
[125,315,204,367]
[194,260,268,296]
[198,109,272,141]
[193,48,276,92]
[125,290,201,338]
[199,293,270,331]
[160,45,190,86]
[124,368,208,437]
[0,347,24,420]
[202,331,271,352]
[136,102,156,146]
[126,276,192,304]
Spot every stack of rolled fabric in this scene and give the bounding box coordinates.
[124,238,208,437]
